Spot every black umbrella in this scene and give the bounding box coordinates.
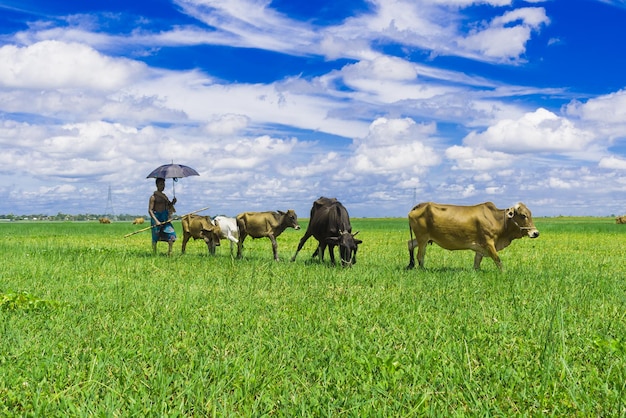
[146,163,199,197]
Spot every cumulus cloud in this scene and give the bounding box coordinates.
[214,135,298,170]
[566,89,626,122]
[349,117,441,175]
[463,108,596,153]
[599,156,626,170]
[457,8,549,61]
[565,89,626,141]
[0,41,145,90]
[1,121,157,181]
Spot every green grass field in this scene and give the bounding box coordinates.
[1,218,625,416]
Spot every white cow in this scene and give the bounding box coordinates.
[213,216,239,255]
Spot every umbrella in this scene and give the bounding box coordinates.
[146,163,199,197]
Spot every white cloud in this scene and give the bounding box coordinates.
[214,135,298,170]
[204,114,250,136]
[599,156,626,170]
[349,117,441,175]
[445,145,515,170]
[130,71,371,139]
[565,89,626,141]
[339,56,457,103]
[463,108,596,153]
[434,0,513,5]
[457,8,549,61]
[164,0,551,64]
[347,56,418,81]
[566,89,626,122]
[0,40,145,90]
[173,0,319,55]
[459,25,531,59]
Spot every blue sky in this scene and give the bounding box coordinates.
[1,0,626,218]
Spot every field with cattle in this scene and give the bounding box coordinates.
[1,217,625,416]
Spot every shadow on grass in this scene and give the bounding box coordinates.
[402,265,473,274]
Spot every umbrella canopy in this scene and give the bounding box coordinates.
[146,163,199,179]
[146,163,199,198]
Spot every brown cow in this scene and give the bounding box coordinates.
[181,214,222,255]
[99,217,111,224]
[132,217,145,225]
[407,201,539,270]
[236,210,300,260]
[616,216,626,224]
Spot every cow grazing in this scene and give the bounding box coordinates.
[291,197,362,267]
[407,201,539,271]
[616,216,626,224]
[181,214,222,255]
[236,210,300,261]
[213,215,240,255]
[99,217,111,224]
[132,217,145,225]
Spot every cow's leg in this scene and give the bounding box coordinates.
[407,238,417,269]
[483,243,502,270]
[317,243,327,262]
[227,233,238,245]
[181,232,191,254]
[205,239,216,255]
[236,232,247,259]
[291,231,312,262]
[268,234,279,261]
[328,245,337,266]
[167,236,175,256]
[416,240,427,268]
[473,252,484,270]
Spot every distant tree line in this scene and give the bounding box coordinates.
[0,213,145,221]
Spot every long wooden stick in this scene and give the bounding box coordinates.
[123,206,210,238]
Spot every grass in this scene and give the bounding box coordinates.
[0,218,625,416]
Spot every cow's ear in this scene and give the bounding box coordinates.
[354,239,363,245]
[506,207,515,218]
[278,210,285,215]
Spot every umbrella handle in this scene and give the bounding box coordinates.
[172,178,179,198]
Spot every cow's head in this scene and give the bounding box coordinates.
[506,202,539,239]
[327,231,363,267]
[200,222,222,255]
[279,209,301,230]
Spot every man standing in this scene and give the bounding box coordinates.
[148,177,177,255]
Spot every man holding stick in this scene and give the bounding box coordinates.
[148,177,177,255]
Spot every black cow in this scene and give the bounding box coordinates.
[291,197,362,266]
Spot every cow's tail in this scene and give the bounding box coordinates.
[405,213,417,269]
[407,212,415,251]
